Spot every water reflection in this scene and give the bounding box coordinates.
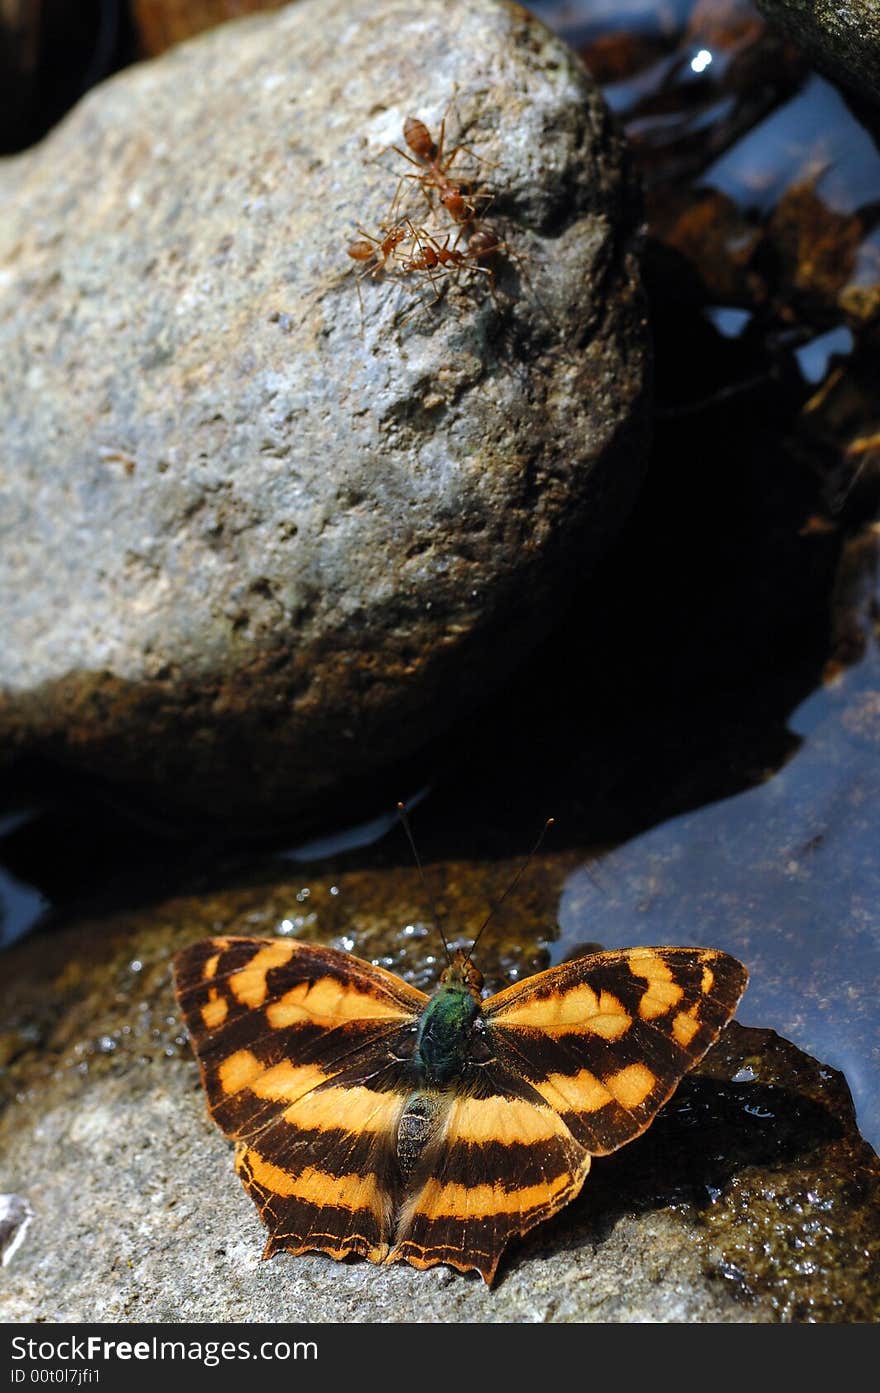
[281,787,429,863]
[556,643,880,1152]
[705,75,880,215]
[538,0,880,348]
[794,326,854,384]
[0,812,48,949]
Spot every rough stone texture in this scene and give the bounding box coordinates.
[757,1,880,106]
[0,0,649,830]
[1,868,877,1322]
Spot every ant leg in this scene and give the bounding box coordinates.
[393,271,448,329]
[436,88,485,171]
[389,167,437,216]
[449,219,470,253]
[387,171,414,223]
[439,138,484,171]
[389,144,429,172]
[449,142,500,171]
[468,187,496,220]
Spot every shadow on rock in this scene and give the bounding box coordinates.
[509,1023,880,1320]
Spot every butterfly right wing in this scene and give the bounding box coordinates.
[484,945,748,1155]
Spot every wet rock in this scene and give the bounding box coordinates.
[646,177,878,333]
[694,1026,880,1321]
[645,186,764,308]
[757,1,880,107]
[0,872,877,1321]
[767,182,868,328]
[557,638,880,1155]
[583,1,879,339]
[0,0,649,833]
[826,520,880,677]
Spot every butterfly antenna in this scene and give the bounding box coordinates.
[396,801,452,966]
[468,817,555,961]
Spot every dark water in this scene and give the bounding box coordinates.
[2,0,879,1157]
[532,0,880,1150]
[555,646,880,1147]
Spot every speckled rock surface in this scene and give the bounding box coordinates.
[757,1,880,106]
[0,0,649,830]
[1,867,877,1322]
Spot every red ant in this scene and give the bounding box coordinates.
[391,113,487,224]
[346,221,411,278]
[415,225,510,281]
[345,220,417,334]
[396,224,498,313]
[401,230,467,274]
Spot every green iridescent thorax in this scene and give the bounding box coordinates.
[413,949,484,1087]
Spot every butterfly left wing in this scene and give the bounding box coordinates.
[174,935,428,1265]
[389,946,747,1283]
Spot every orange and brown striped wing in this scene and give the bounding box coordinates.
[174,936,427,1264]
[485,946,748,1156]
[387,946,747,1283]
[388,1086,591,1284]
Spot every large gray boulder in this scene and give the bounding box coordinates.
[0,0,649,829]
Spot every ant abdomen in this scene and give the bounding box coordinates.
[347,238,376,262]
[403,116,437,162]
[467,228,502,260]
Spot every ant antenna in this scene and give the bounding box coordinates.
[396,801,452,966]
[468,817,555,961]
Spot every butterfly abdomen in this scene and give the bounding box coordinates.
[396,1092,444,1181]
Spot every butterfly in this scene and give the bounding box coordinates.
[174,927,748,1284]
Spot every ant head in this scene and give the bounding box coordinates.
[440,188,471,222]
